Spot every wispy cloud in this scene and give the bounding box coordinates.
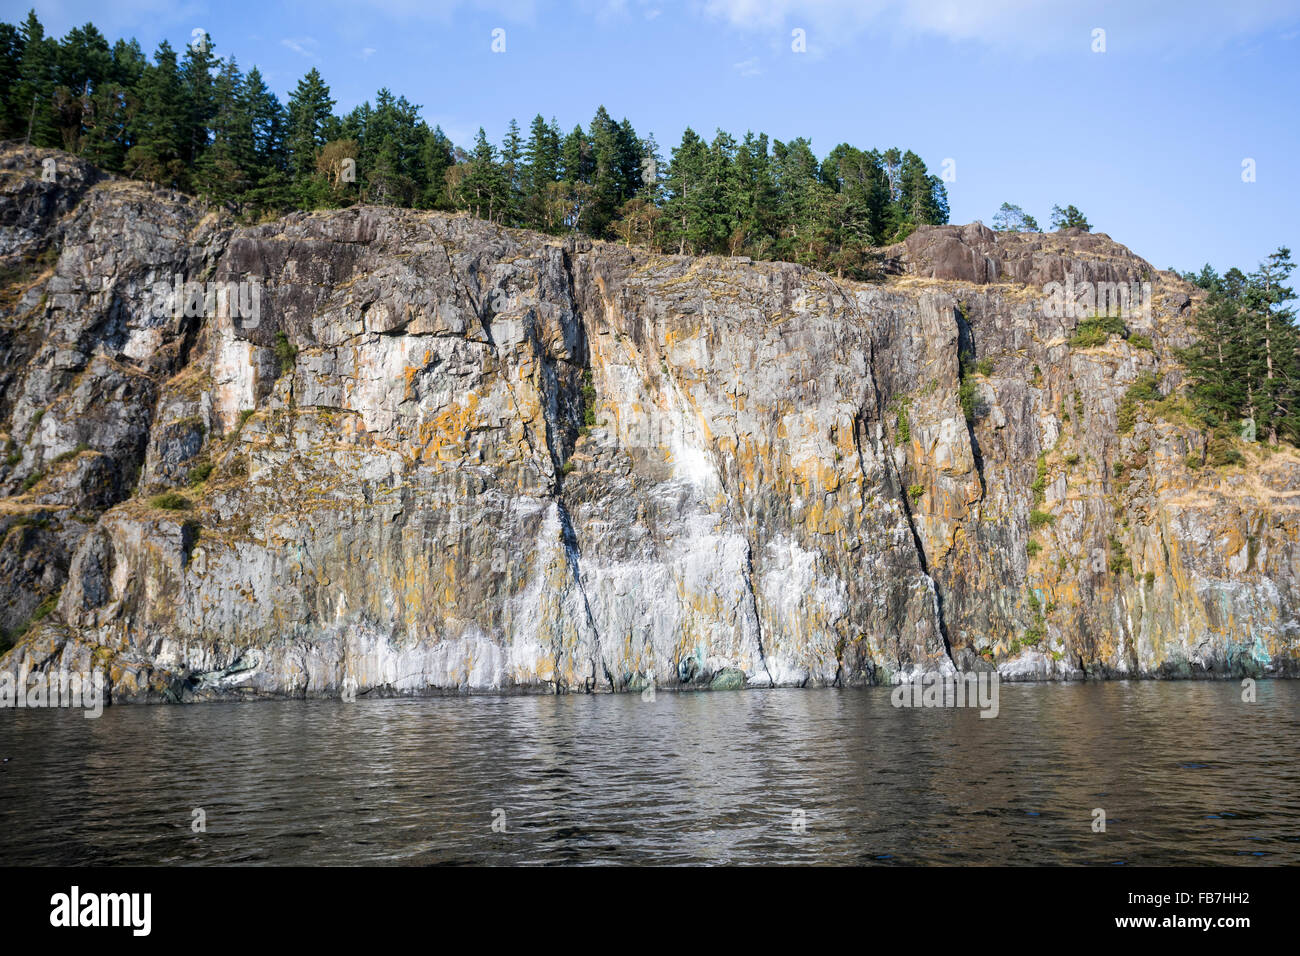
[281,36,318,58]
[732,56,761,77]
[701,0,1300,55]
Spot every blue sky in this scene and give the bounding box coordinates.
[11,0,1300,274]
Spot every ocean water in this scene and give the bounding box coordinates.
[1,681,1297,865]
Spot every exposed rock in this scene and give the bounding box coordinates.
[0,145,1295,697]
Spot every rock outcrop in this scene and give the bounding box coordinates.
[1,145,1296,701]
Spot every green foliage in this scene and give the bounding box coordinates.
[1207,430,1245,467]
[1032,452,1048,502]
[186,461,214,486]
[238,408,255,426]
[908,484,924,503]
[1127,333,1154,351]
[1029,509,1054,529]
[975,358,994,376]
[580,370,597,427]
[1069,314,1127,348]
[149,491,191,510]
[1180,248,1299,446]
[1023,589,1045,646]
[1026,539,1043,558]
[991,202,1039,232]
[20,470,43,492]
[895,402,910,446]
[1118,372,1161,433]
[1108,533,1132,576]
[1050,204,1091,231]
[273,332,298,376]
[958,368,979,426]
[51,442,89,464]
[0,590,62,653]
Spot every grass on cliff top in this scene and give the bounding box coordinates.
[149,491,192,511]
[1069,315,1127,348]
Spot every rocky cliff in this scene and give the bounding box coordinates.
[2,145,1296,702]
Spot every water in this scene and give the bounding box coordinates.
[1,682,1297,865]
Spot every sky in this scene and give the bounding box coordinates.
[8,0,1300,274]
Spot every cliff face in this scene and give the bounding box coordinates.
[2,145,1297,701]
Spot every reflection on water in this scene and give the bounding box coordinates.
[1,682,1297,865]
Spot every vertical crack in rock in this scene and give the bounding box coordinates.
[556,499,613,693]
[553,245,612,691]
[888,427,957,668]
[855,301,958,671]
[953,302,988,497]
[742,535,777,688]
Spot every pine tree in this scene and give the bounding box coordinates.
[126,40,189,187]
[242,66,288,208]
[194,57,254,208]
[1246,248,1297,444]
[179,33,218,169]
[521,115,560,230]
[663,127,709,255]
[500,118,524,227]
[52,23,111,152]
[11,11,61,147]
[1182,292,1249,428]
[1050,204,1091,231]
[991,202,1040,232]
[0,22,22,138]
[420,125,454,210]
[457,128,507,222]
[772,137,832,265]
[286,68,335,183]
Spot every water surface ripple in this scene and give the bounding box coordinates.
[1,682,1297,865]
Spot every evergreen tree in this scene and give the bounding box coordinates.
[456,128,507,222]
[0,22,22,138]
[125,40,188,187]
[663,127,710,255]
[1246,248,1298,444]
[521,115,560,230]
[180,34,218,168]
[991,202,1040,232]
[1050,204,1091,231]
[242,66,288,208]
[420,125,454,210]
[194,56,254,208]
[500,118,524,227]
[286,68,335,183]
[11,11,61,147]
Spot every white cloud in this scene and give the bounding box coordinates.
[733,56,762,76]
[700,0,1300,54]
[360,47,377,58]
[281,36,319,58]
